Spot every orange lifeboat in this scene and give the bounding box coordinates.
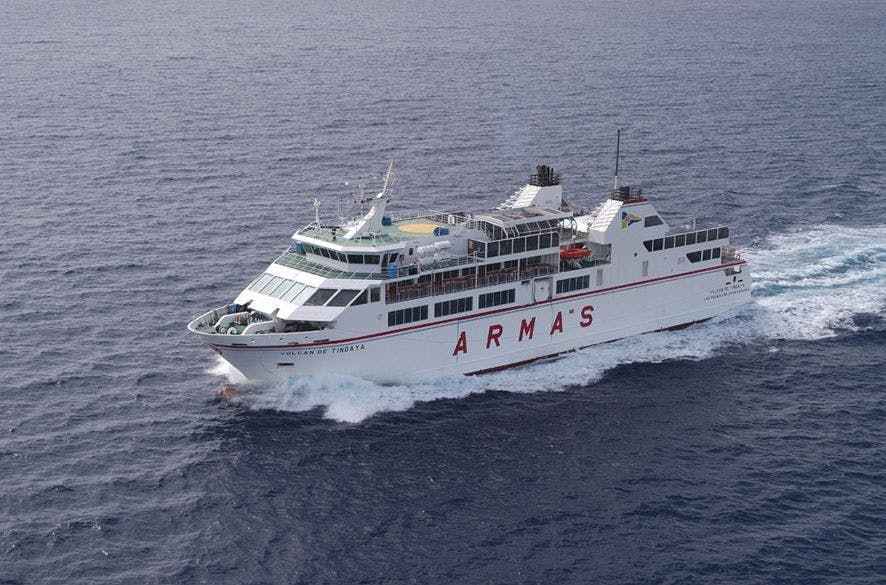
[560,246,590,261]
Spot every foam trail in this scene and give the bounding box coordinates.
[744,224,886,339]
[207,224,885,422]
[206,357,249,385]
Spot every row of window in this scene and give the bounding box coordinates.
[686,247,721,263]
[478,218,562,240]
[249,274,382,307]
[643,227,729,252]
[556,275,591,294]
[301,243,398,267]
[473,232,562,259]
[388,305,429,327]
[479,288,516,309]
[434,296,473,318]
[305,287,381,307]
[249,274,318,305]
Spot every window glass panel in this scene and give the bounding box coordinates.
[665,236,675,249]
[675,234,686,247]
[499,240,512,255]
[327,289,361,307]
[251,273,274,291]
[270,279,296,298]
[351,290,368,306]
[644,215,663,227]
[513,237,525,253]
[526,235,538,251]
[260,276,284,294]
[653,239,663,251]
[347,254,362,263]
[487,241,499,257]
[712,247,721,259]
[703,249,712,261]
[281,283,306,303]
[370,287,380,302]
[305,288,337,306]
[686,232,696,245]
[365,255,380,264]
[539,234,551,248]
[718,227,729,240]
[289,285,316,305]
[686,251,702,263]
[697,230,707,243]
[643,240,653,252]
[707,228,719,241]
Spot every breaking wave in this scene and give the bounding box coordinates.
[210,224,886,422]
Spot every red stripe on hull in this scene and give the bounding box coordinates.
[211,260,745,351]
[463,317,712,376]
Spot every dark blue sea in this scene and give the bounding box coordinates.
[2,0,885,583]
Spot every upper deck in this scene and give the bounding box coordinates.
[296,212,452,248]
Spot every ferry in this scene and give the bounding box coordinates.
[188,160,751,383]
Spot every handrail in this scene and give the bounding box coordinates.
[386,264,557,304]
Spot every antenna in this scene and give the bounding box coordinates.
[313,198,321,226]
[614,129,621,190]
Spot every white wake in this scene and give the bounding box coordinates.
[208,224,886,422]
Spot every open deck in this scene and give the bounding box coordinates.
[297,214,450,247]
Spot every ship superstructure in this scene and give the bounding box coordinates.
[188,162,751,382]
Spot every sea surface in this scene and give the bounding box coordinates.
[2,0,885,583]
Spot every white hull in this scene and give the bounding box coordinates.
[200,261,751,384]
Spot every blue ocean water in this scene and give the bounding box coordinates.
[2,0,885,583]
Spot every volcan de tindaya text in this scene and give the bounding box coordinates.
[188,163,751,382]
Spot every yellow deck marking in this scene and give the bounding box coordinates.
[397,223,439,234]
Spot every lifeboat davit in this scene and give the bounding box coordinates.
[560,246,590,261]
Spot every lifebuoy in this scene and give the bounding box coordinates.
[226,327,238,335]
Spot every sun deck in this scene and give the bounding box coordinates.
[297,213,450,247]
